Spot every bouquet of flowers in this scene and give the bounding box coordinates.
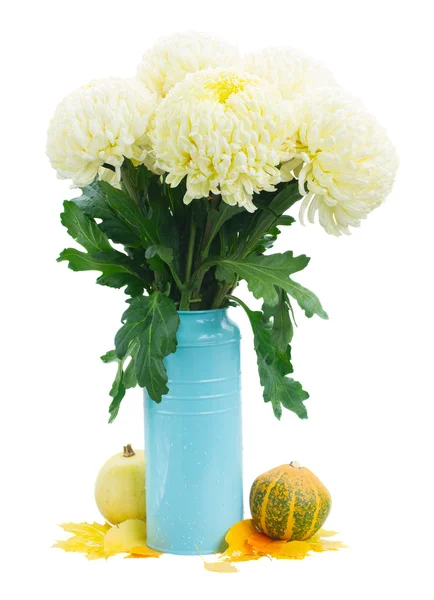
[47,32,398,423]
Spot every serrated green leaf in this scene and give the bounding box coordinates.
[60,200,112,253]
[99,181,159,248]
[74,181,141,247]
[122,339,140,390]
[238,182,302,256]
[283,279,328,319]
[276,215,296,226]
[108,387,125,423]
[207,204,245,245]
[263,288,294,352]
[114,293,180,402]
[120,158,156,218]
[254,225,281,253]
[215,252,310,304]
[100,350,117,363]
[109,360,125,421]
[230,296,308,420]
[215,252,328,318]
[123,359,138,389]
[145,245,174,264]
[96,272,146,297]
[58,249,148,297]
[102,340,140,423]
[215,262,236,283]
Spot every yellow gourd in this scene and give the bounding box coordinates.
[94,445,146,525]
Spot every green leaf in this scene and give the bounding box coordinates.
[123,356,138,389]
[253,225,281,254]
[284,279,329,319]
[74,177,168,249]
[215,251,328,318]
[230,296,309,420]
[120,159,156,218]
[58,249,148,297]
[215,251,310,304]
[145,245,174,264]
[114,293,180,402]
[276,215,296,226]
[60,201,112,253]
[96,272,146,297]
[74,181,141,247]
[238,182,302,256]
[102,340,140,423]
[163,176,188,224]
[108,362,126,423]
[99,181,159,247]
[208,204,244,240]
[100,350,117,363]
[263,288,294,352]
[59,195,151,296]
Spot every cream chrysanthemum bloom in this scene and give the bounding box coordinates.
[153,68,294,212]
[136,32,239,98]
[280,88,399,236]
[243,47,336,100]
[47,78,156,187]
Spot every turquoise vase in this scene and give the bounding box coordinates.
[144,308,243,555]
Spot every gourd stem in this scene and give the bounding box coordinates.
[123,444,135,457]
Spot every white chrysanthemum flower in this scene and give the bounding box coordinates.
[136,32,239,98]
[243,47,336,100]
[153,68,294,212]
[280,88,399,236]
[47,78,157,187]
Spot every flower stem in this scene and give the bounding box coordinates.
[191,196,222,301]
[179,211,197,310]
[185,212,196,283]
[211,277,238,309]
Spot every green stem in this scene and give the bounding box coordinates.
[219,227,227,257]
[185,212,196,283]
[192,268,208,301]
[190,196,220,301]
[200,195,220,255]
[169,266,184,294]
[226,294,248,310]
[179,211,197,310]
[211,277,238,309]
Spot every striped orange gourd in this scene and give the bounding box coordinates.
[249,462,332,541]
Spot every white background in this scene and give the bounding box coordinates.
[2,1,433,598]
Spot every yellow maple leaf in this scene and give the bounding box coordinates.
[124,545,163,559]
[220,519,261,563]
[195,545,238,572]
[203,559,239,573]
[54,522,111,560]
[104,520,147,555]
[218,519,345,565]
[247,531,287,554]
[54,519,161,560]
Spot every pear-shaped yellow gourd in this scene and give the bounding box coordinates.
[94,445,146,525]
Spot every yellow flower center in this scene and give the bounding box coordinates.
[205,72,248,103]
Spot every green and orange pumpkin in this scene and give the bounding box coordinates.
[249,462,332,541]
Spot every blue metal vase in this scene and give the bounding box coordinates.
[144,308,243,555]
